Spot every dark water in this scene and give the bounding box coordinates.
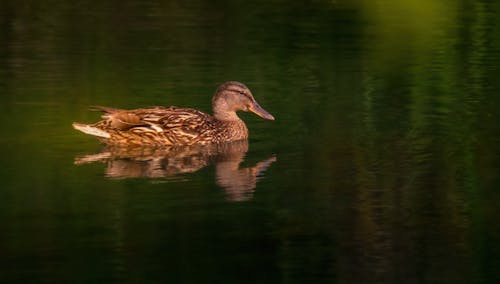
[1,0,500,283]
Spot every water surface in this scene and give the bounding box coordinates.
[1,0,500,283]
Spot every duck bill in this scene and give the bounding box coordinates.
[249,102,275,120]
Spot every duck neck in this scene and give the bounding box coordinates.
[213,110,241,122]
[212,113,248,141]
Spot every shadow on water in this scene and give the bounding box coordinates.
[74,140,276,202]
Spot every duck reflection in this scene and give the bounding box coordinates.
[75,140,276,201]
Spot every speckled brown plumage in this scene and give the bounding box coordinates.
[73,81,274,146]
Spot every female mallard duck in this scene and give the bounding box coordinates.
[72,81,274,146]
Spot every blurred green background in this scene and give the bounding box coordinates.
[1,0,500,283]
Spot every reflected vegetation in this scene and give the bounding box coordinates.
[75,140,276,201]
[1,0,500,283]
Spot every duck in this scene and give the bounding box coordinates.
[72,81,274,146]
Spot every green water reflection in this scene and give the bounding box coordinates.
[1,0,500,283]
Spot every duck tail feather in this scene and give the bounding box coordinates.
[72,122,111,138]
[89,106,124,113]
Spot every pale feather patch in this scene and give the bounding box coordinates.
[148,123,164,132]
[72,123,111,138]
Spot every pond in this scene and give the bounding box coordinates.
[1,0,500,283]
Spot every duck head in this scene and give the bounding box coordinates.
[212,81,275,121]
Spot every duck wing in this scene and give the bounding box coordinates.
[141,107,216,144]
[90,106,147,130]
[75,106,216,146]
[111,107,216,145]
